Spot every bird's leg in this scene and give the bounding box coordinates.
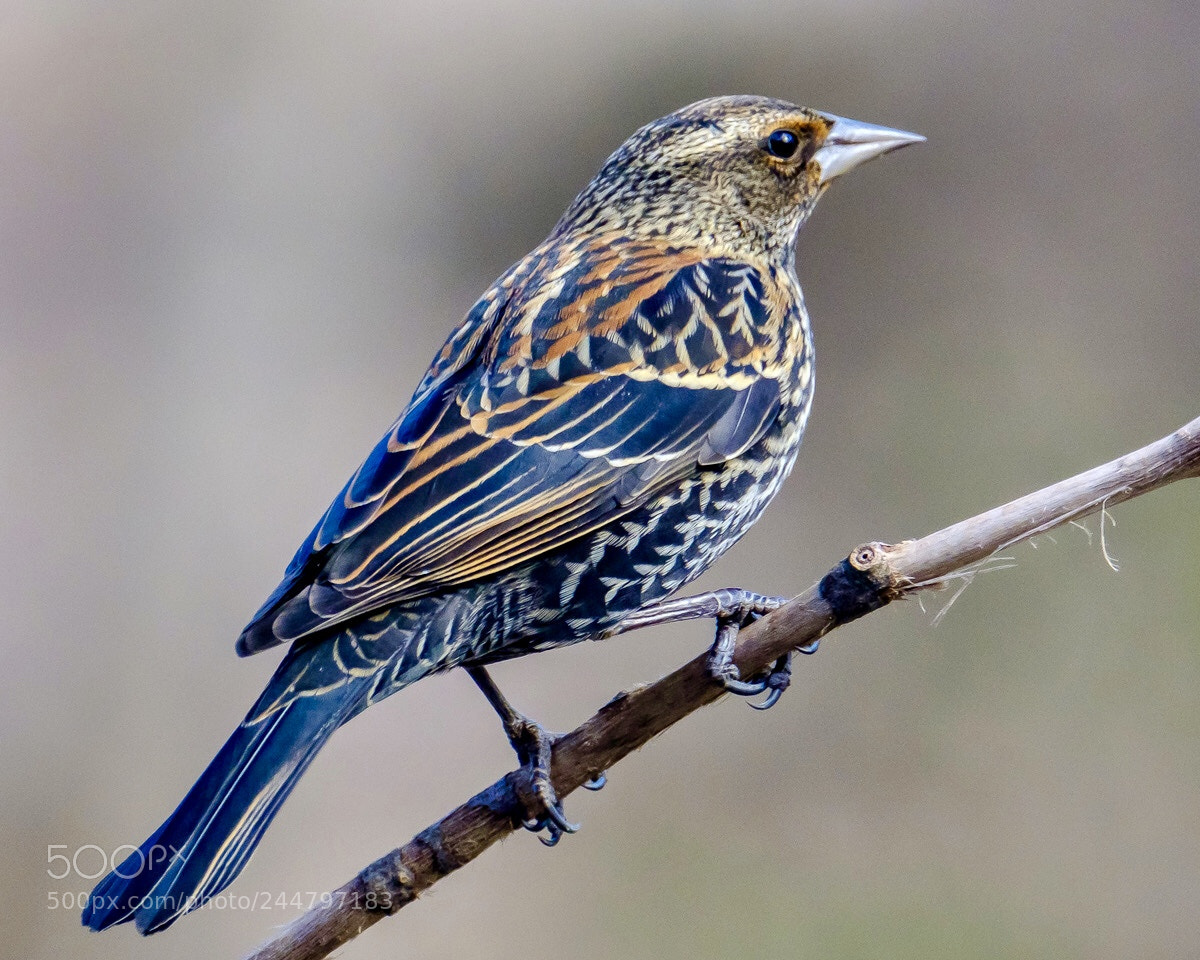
[603,588,815,709]
[466,666,604,846]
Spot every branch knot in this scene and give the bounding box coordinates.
[819,541,899,626]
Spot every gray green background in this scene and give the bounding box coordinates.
[4,1,1198,957]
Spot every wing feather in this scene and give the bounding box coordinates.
[237,245,788,654]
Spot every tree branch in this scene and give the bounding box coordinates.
[242,415,1200,960]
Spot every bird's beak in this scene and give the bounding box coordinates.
[813,114,925,185]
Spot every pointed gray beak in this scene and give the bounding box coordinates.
[813,113,925,184]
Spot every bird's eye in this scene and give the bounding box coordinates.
[764,128,800,159]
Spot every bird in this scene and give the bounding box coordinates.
[82,94,922,934]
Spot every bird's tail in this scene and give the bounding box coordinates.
[81,677,367,934]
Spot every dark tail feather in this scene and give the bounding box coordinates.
[82,682,365,934]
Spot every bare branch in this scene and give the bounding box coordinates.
[243,415,1200,960]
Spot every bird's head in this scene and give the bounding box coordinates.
[555,95,924,260]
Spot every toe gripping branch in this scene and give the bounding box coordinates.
[703,588,818,710]
[507,715,602,847]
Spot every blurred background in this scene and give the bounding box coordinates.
[4,1,1199,957]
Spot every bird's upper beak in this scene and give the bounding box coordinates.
[813,113,925,184]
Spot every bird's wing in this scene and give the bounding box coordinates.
[237,241,787,654]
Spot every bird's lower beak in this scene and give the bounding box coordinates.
[813,113,925,185]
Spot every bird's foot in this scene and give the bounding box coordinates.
[705,590,805,709]
[466,665,605,846]
[508,717,604,846]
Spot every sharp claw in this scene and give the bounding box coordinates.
[524,798,579,845]
[583,772,607,791]
[539,793,580,834]
[749,686,784,710]
[748,654,792,710]
[720,675,770,696]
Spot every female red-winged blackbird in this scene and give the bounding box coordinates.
[84,95,921,934]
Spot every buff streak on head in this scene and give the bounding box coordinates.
[555,95,923,258]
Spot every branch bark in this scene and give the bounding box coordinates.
[243,415,1200,960]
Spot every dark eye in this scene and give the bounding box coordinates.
[764,128,800,159]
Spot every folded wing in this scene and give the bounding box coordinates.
[238,243,785,654]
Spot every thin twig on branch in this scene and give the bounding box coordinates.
[243,415,1200,960]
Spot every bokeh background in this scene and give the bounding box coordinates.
[4,2,1199,958]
